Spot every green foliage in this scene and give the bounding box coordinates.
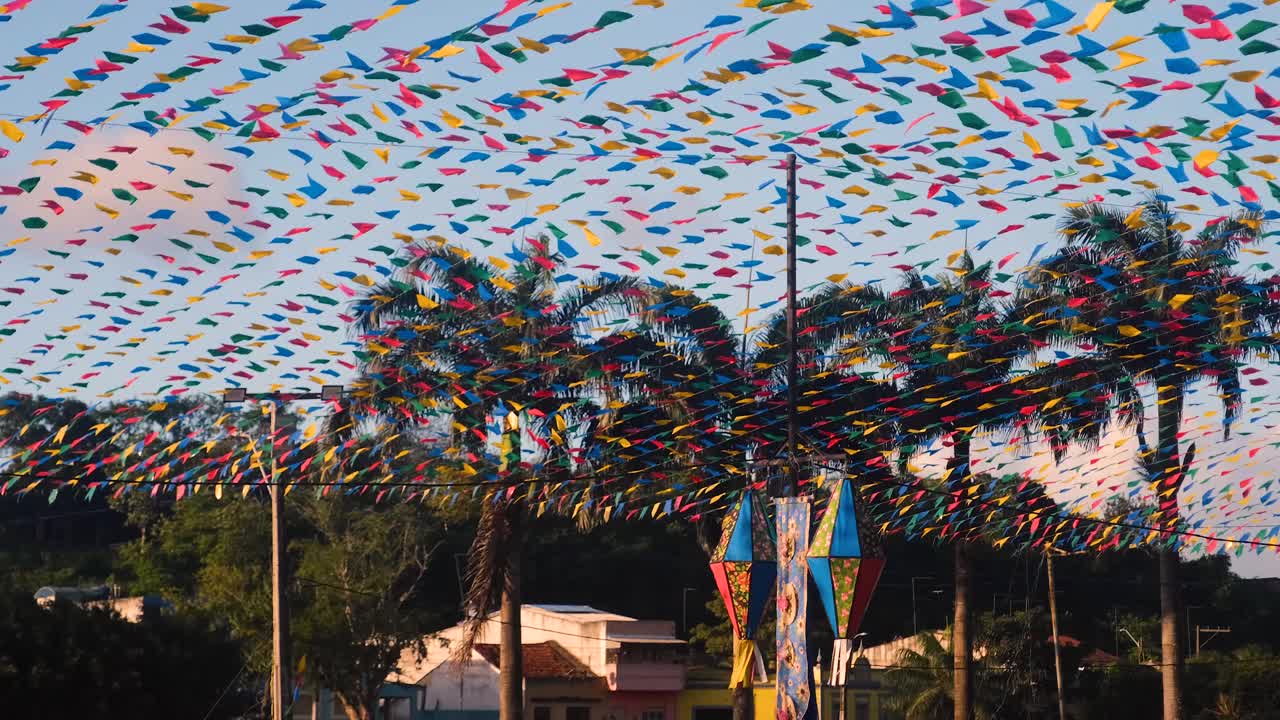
[1185,646,1280,719]
[883,630,989,720]
[689,597,777,671]
[118,490,449,719]
[0,592,252,719]
[1075,663,1162,720]
[293,495,445,719]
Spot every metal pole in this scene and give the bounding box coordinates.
[784,152,798,498]
[223,387,343,720]
[1185,605,1199,659]
[1046,552,1066,720]
[910,577,931,636]
[268,403,291,720]
[682,587,694,637]
[912,580,919,636]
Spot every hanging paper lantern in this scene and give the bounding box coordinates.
[807,476,885,685]
[709,489,777,688]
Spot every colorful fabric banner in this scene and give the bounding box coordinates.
[775,496,813,720]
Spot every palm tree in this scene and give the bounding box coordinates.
[590,289,774,720]
[1017,199,1275,720]
[584,287,897,719]
[798,253,1034,720]
[342,237,648,720]
[884,630,991,720]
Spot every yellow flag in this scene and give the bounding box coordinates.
[1193,149,1218,169]
[1083,1,1114,31]
[1113,51,1145,70]
[0,120,24,142]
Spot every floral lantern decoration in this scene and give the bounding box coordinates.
[806,476,885,686]
[709,489,777,689]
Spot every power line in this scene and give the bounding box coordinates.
[5,442,1280,553]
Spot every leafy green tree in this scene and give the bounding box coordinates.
[1076,663,1162,720]
[0,591,252,719]
[1019,200,1275,719]
[689,597,778,673]
[119,485,449,720]
[1185,646,1280,720]
[293,495,445,720]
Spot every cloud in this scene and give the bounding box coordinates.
[1,127,251,259]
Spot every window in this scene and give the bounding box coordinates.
[566,706,591,720]
[854,695,871,720]
[534,707,552,720]
[692,709,733,720]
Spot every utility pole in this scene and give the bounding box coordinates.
[224,385,344,720]
[1046,549,1067,720]
[784,151,799,499]
[1194,627,1231,656]
[910,576,933,636]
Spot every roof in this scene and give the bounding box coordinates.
[528,604,608,614]
[474,641,599,681]
[606,635,686,645]
[34,586,108,603]
[1081,648,1120,667]
[526,604,634,622]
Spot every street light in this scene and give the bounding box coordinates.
[852,631,868,657]
[224,385,345,720]
[1119,627,1144,663]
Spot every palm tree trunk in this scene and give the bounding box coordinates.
[732,684,754,720]
[950,432,973,720]
[1160,547,1181,720]
[1156,378,1184,720]
[500,505,524,720]
[953,543,973,720]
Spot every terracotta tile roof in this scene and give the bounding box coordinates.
[474,641,599,680]
[1081,648,1120,666]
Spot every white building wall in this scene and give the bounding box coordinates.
[421,659,503,712]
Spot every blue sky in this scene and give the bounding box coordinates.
[0,0,1278,574]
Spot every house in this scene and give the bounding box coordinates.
[387,604,686,720]
[33,585,170,623]
[404,640,606,720]
[309,604,908,720]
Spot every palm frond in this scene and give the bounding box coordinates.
[453,500,521,665]
[1003,355,1146,462]
[643,286,745,370]
[550,274,651,329]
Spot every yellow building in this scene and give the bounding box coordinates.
[677,658,890,720]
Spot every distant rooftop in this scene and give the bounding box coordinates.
[474,641,599,680]
[529,604,610,614]
[525,604,635,622]
[34,586,108,603]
